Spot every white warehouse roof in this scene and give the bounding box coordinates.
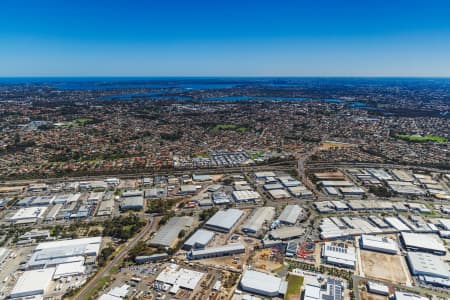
[406,252,450,279]
[360,235,399,254]
[183,229,215,249]
[401,232,446,254]
[240,270,283,297]
[241,207,275,234]
[10,268,55,299]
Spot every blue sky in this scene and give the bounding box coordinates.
[1,0,450,76]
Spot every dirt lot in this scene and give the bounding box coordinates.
[249,248,284,272]
[359,250,408,284]
[359,291,388,300]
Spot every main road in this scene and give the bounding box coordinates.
[73,217,154,300]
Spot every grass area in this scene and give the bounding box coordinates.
[63,118,94,128]
[211,124,248,132]
[395,134,448,143]
[82,276,110,300]
[195,152,209,158]
[250,151,263,159]
[285,274,304,300]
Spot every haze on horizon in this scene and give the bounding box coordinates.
[1,0,450,77]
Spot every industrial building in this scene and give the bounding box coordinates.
[8,206,48,223]
[241,207,275,235]
[394,291,428,300]
[367,281,389,296]
[26,237,102,270]
[278,204,303,225]
[179,185,200,194]
[269,226,304,240]
[149,216,194,248]
[406,252,450,279]
[303,278,344,300]
[212,192,231,205]
[120,195,144,211]
[188,243,245,260]
[240,270,286,297]
[135,253,169,264]
[360,235,399,254]
[321,243,356,269]
[183,229,215,250]
[204,208,244,232]
[384,217,411,232]
[9,268,55,299]
[96,199,115,216]
[156,264,205,293]
[268,189,291,199]
[278,176,302,187]
[400,232,446,255]
[232,190,260,202]
[288,186,313,198]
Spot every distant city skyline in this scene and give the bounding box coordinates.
[1,0,450,77]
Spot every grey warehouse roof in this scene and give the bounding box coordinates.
[150,216,194,247]
[184,229,215,249]
[278,204,302,224]
[205,208,244,232]
[407,252,450,279]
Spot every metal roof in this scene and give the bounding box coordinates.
[241,207,275,233]
[278,205,302,224]
[240,270,282,297]
[150,216,194,247]
[407,252,450,279]
[205,208,244,232]
[184,229,215,249]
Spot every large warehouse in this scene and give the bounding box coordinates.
[26,237,101,270]
[188,243,245,260]
[150,216,194,248]
[322,243,356,269]
[240,270,286,297]
[241,207,275,235]
[278,204,303,225]
[204,208,244,232]
[406,252,450,279]
[9,268,55,299]
[232,190,261,202]
[360,235,399,254]
[400,232,447,255]
[183,229,215,250]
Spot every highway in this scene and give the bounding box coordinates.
[73,217,154,300]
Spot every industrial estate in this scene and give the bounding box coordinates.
[0,78,449,300]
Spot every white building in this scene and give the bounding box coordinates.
[204,209,244,232]
[9,268,55,299]
[240,270,285,297]
[360,235,399,254]
[321,243,356,269]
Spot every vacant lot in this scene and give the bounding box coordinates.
[360,291,388,300]
[360,250,408,284]
[285,274,304,300]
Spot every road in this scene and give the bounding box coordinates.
[74,217,153,300]
[0,162,296,186]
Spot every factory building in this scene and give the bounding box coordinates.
[278,204,303,225]
[183,229,215,250]
[9,268,55,299]
[240,270,286,297]
[149,216,194,248]
[367,281,389,296]
[8,206,48,224]
[232,190,261,202]
[156,264,205,293]
[394,291,428,300]
[204,208,244,232]
[241,207,275,236]
[321,243,356,269]
[360,235,399,254]
[303,278,344,300]
[135,253,169,264]
[269,189,291,199]
[188,243,245,260]
[269,227,304,240]
[400,232,446,255]
[26,237,101,270]
[406,252,450,279]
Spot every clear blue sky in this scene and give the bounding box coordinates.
[1,0,450,77]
